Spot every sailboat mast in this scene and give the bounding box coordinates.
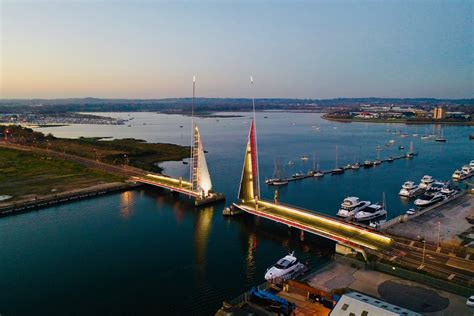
[313,151,316,171]
[190,75,196,182]
[250,75,260,197]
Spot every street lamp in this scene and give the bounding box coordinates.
[421,239,426,267]
[437,221,441,248]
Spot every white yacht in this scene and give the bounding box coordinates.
[354,203,387,222]
[291,172,305,179]
[336,197,371,218]
[414,192,446,208]
[470,160,474,168]
[452,166,473,180]
[264,252,305,281]
[461,165,473,177]
[398,181,423,198]
[452,169,462,180]
[406,208,416,215]
[419,175,434,190]
[426,181,445,192]
[440,186,457,197]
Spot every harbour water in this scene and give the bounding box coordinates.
[0,112,472,314]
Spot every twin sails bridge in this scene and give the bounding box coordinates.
[132,125,225,206]
[233,120,394,254]
[133,76,392,254]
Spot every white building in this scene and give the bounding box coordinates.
[331,292,421,316]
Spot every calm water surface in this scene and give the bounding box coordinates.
[0,112,471,314]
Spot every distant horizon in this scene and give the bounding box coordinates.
[1,96,473,102]
[1,1,472,99]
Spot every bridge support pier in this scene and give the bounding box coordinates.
[336,243,368,262]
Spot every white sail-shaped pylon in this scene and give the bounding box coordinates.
[191,125,212,197]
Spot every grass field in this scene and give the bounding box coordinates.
[0,125,190,173]
[0,147,124,201]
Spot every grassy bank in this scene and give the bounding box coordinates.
[0,147,125,202]
[1,125,190,173]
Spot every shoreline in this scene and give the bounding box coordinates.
[321,114,474,125]
[0,182,143,217]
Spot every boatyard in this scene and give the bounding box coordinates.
[217,254,472,316]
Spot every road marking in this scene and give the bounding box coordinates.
[390,256,397,262]
[417,264,425,270]
[448,274,455,280]
[409,241,415,246]
[465,254,470,260]
[436,247,441,253]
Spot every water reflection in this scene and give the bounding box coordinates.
[119,191,135,219]
[194,206,214,275]
[245,233,257,282]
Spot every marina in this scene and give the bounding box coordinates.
[1,111,472,315]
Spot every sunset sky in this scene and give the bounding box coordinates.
[0,0,472,99]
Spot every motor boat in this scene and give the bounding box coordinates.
[414,193,446,208]
[389,139,396,144]
[399,181,424,198]
[426,181,445,193]
[461,165,473,177]
[354,203,387,222]
[421,135,431,140]
[406,208,416,215]
[264,252,305,281]
[288,160,295,166]
[373,159,381,165]
[470,160,474,168]
[398,145,405,150]
[452,169,462,180]
[250,288,295,314]
[419,175,434,190]
[337,197,371,218]
[301,155,309,161]
[440,185,457,197]
[291,172,305,179]
[387,156,394,162]
[363,160,373,168]
[453,166,473,180]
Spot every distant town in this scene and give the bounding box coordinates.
[0,97,472,126]
[323,104,473,125]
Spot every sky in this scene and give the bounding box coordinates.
[0,0,472,99]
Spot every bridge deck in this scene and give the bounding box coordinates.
[236,199,393,252]
[132,175,200,198]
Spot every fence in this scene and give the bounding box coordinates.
[379,191,467,231]
[339,255,472,297]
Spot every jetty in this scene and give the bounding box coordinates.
[269,153,417,184]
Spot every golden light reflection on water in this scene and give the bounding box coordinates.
[245,233,257,281]
[120,191,134,219]
[194,206,214,278]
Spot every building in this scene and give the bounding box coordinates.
[433,107,446,119]
[331,291,421,316]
